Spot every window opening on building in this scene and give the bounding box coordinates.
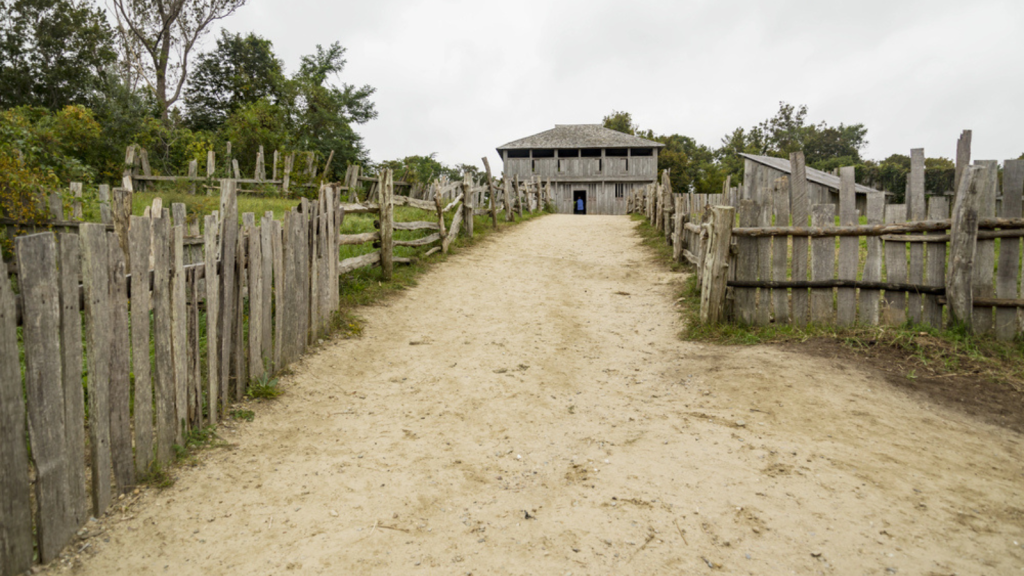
[606,148,628,157]
[507,150,529,158]
[615,183,626,198]
[532,160,536,172]
[630,148,653,157]
[580,148,601,157]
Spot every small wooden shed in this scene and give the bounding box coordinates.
[740,153,889,216]
[497,125,664,215]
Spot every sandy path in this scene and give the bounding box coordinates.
[56,215,1023,575]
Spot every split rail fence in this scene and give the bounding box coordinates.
[632,136,1024,340]
[0,162,552,575]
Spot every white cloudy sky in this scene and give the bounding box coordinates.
[220,0,1023,171]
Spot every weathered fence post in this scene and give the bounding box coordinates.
[17,233,73,562]
[129,217,154,470]
[0,262,33,575]
[380,169,394,280]
[947,165,981,329]
[482,157,498,228]
[463,173,474,238]
[700,206,735,324]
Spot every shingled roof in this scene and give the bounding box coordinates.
[497,124,665,152]
[739,153,888,195]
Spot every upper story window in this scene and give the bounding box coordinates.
[630,148,653,156]
[507,149,529,158]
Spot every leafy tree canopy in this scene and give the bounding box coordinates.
[0,0,116,109]
[184,30,286,131]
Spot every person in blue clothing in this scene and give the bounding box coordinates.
[576,198,584,212]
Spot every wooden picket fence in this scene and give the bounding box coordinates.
[634,140,1024,339]
[0,157,557,574]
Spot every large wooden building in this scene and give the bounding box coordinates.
[497,124,664,215]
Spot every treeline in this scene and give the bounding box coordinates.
[0,0,380,223]
[604,103,999,202]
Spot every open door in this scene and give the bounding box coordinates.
[573,190,586,214]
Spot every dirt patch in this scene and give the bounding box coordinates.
[42,215,1024,575]
[782,337,1024,434]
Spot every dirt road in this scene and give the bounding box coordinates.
[54,215,1023,575]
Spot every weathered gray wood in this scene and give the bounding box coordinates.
[82,226,120,522]
[122,145,136,192]
[283,153,294,192]
[789,152,811,327]
[203,215,220,421]
[307,206,320,341]
[232,158,241,179]
[249,216,264,379]
[753,191,772,326]
[860,193,885,325]
[338,251,381,274]
[280,212,299,367]
[71,181,83,220]
[503,176,513,221]
[905,149,927,324]
[735,201,760,325]
[443,205,463,253]
[463,175,474,238]
[271,219,284,373]
[700,206,735,324]
[107,232,134,493]
[972,161,998,334]
[837,167,858,326]
[948,167,982,329]
[379,170,395,280]
[925,198,949,328]
[770,179,790,324]
[57,235,87,530]
[394,233,440,248]
[339,231,379,245]
[129,217,154,472]
[810,205,836,324]
[954,130,972,200]
[187,268,200,429]
[207,150,215,180]
[295,211,309,356]
[730,279,944,293]
[0,266,33,575]
[234,226,247,400]
[393,221,439,232]
[218,180,237,416]
[171,225,188,439]
[260,215,274,368]
[883,205,908,325]
[995,160,1024,339]
[188,159,198,194]
[172,203,186,229]
[151,216,175,463]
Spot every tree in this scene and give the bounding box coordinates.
[111,0,247,120]
[602,110,638,135]
[184,30,285,131]
[0,0,116,109]
[289,43,377,180]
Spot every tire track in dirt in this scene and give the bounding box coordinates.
[51,215,1024,575]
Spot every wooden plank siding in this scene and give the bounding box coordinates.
[504,148,658,216]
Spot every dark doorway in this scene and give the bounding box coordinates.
[573,190,586,214]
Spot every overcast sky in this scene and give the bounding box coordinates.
[221,0,1023,171]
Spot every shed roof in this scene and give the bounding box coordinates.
[740,153,888,195]
[497,124,665,152]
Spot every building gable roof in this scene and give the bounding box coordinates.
[497,124,665,152]
[739,153,888,195]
